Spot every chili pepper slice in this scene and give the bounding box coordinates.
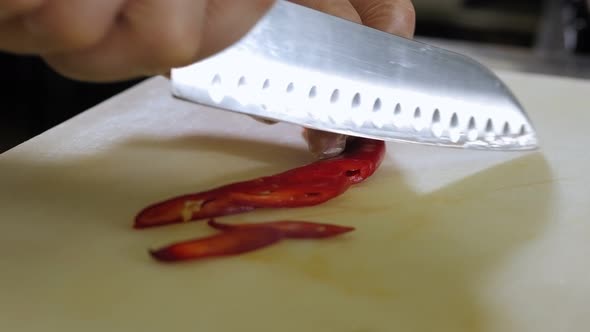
[135,138,385,229]
[150,219,354,262]
[207,219,354,239]
[287,138,386,185]
[226,177,351,207]
[150,227,283,262]
[135,194,254,228]
[134,178,350,228]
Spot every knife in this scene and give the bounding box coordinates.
[170,0,538,151]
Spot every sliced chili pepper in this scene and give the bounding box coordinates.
[150,219,354,262]
[226,177,351,208]
[135,138,385,229]
[150,227,283,262]
[292,138,385,185]
[135,178,350,229]
[135,193,254,229]
[208,219,354,239]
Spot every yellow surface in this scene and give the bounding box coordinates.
[1,72,589,332]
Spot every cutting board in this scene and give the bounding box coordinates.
[1,71,589,332]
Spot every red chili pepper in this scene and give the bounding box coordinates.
[293,138,385,185]
[134,178,350,228]
[135,138,385,229]
[207,219,354,239]
[150,219,354,262]
[150,227,283,262]
[226,178,351,207]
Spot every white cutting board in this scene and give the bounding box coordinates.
[0,71,589,332]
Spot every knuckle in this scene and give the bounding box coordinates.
[396,1,416,25]
[369,0,415,21]
[396,3,416,37]
[147,28,200,70]
[363,0,416,37]
[390,1,416,22]
[248,0,276,11]
[2,0,44,17]
[42,55,90,81]
[44,54,125,83]
[25,16,108,52]
[53,26,105,51]
[397,2,416,37]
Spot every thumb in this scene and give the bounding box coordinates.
[289,0,361,23]
[349,0,416,38]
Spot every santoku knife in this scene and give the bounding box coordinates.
[170,0,538,151]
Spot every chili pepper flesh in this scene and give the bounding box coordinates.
[150,227,282,262]
[150,219,354,262]
[207,219,354,239]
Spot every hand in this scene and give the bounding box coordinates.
[0,0,415,158]
[291,0,416,158]
[0,0,276,81]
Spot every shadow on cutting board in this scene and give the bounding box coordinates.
[0,134,554,332]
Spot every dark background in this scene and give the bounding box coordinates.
[1,0,588,153]
[0,53,144,152]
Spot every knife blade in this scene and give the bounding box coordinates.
[170,0,538,151]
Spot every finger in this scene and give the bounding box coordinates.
[349,0,415,38]
[303,129,348,159]
[0,0,126,54]
[24,0,127,53]
[289,0,361,23]
[199,0,276,59]
[0,0,44,20]
[0,17,29,53]
[43,0,206,81]
[42,0,275,82]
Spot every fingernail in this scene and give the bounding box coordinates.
[318,145,345,159]
[307,133,347,159]
[251,116,278,125]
